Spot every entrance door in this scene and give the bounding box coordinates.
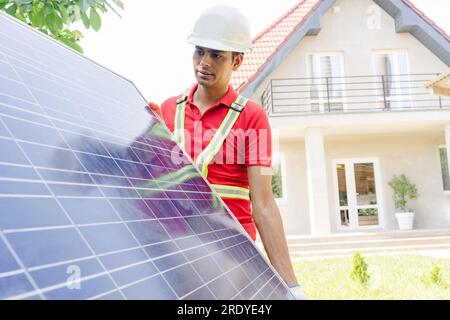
[334,159,384,230]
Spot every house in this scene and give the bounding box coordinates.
[231,0,450,236]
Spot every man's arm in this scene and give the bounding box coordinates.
[248,166,298,286]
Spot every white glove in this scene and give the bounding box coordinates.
[289,285,308,300]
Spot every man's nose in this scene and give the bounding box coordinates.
[199,53,212,67]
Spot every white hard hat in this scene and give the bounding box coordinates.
[187,5,252,53]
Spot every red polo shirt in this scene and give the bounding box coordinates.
[160,84,272,240]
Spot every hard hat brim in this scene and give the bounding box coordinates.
[187,36,250,53]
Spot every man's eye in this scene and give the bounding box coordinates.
[213,53,221,59]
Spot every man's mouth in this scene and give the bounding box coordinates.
[197,70,213,77]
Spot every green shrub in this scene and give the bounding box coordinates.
[351,252,370,288]
[388,174,418,212]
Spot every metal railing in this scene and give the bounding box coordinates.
[261,73,450,116]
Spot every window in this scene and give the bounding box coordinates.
[271,153,287,203]
[439,146,450,191]
[306,53,345,112]
[372,50,412,109]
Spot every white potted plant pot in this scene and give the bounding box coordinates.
[389,174,418,231]
[395,212,415,230]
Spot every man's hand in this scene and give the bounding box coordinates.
[146,102,163,118]
[289,285,309,300]
[248,166,299,287]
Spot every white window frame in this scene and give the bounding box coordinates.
[273,152,288,205]
[306,52,347,112]
[371,49,413,109]
[332,157,385,231]
[438,145,450,194]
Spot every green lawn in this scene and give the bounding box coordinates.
[293,254,450,300]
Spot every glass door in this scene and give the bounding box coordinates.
[334,159,383,229]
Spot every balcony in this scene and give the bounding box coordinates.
[261,73,450,116]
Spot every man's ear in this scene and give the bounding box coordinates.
[232,54,244,71]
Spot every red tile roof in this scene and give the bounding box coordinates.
[231,0,321,92]
[232,0,450,93]
[402,0,450,41]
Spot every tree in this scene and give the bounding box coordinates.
[0,0,124,53]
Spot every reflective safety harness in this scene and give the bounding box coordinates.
[174,91,251,201]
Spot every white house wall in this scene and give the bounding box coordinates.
[279,132,450,235]
[277,141,310,235]
[250,0,448,104]
[327,133,450,231]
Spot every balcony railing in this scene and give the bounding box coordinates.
[261,73,450,116]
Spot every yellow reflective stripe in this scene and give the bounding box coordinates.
[212,184,250,201]
[145,123,172,140]
[139,165,199,197]
[174,90,189,147]
[195,95,248,177]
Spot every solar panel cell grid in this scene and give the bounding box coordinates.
[0,12,292,300]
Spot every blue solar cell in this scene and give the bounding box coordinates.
[121,275,177,300]
[0,137,29,164]
[6,228,92,268]
[0,180,50,196]
[0,197,71,230]
[0,238,20,273]
[59,198,121,224]
[0,121,9,137]
[110,261,158,287]
[0,12,293,300]
[0,164,39,180]
[44,275,117,300]
[30,258,103,289]
[79,224,139,254]
[99,248,149,270]
[0,60,19,81]
[164,264,204,298]
[0,76,35,101]
[0,273,35,300]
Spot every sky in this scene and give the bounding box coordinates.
[79,0,450,105]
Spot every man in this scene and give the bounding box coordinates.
[151,5,307,300]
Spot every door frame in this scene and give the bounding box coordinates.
[332,157,386,231]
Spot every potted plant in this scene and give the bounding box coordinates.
[388,174,418,230]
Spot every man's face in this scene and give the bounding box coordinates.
[193,46,243,89]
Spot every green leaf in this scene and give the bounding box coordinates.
[113,0,124,10]
[58,5,70,25]
[43,3,53,15]
[70,5,82,21]
[80,10,90,29]
[16,0,33,4]
[6,3,18,16]
[29,10,45,27]
[78,0,89,12]
[89,8,101,31]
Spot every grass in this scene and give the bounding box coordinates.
[293,253,450,300]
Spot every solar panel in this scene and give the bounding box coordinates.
[0,12,293,300]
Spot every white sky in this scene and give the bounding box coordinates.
[79,0,450,104]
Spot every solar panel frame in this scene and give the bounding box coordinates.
[0,11,294,300]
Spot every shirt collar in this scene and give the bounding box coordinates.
[187,83,239,109]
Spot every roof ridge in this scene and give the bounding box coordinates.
[252,0,309,43]
[238,1,321,91]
